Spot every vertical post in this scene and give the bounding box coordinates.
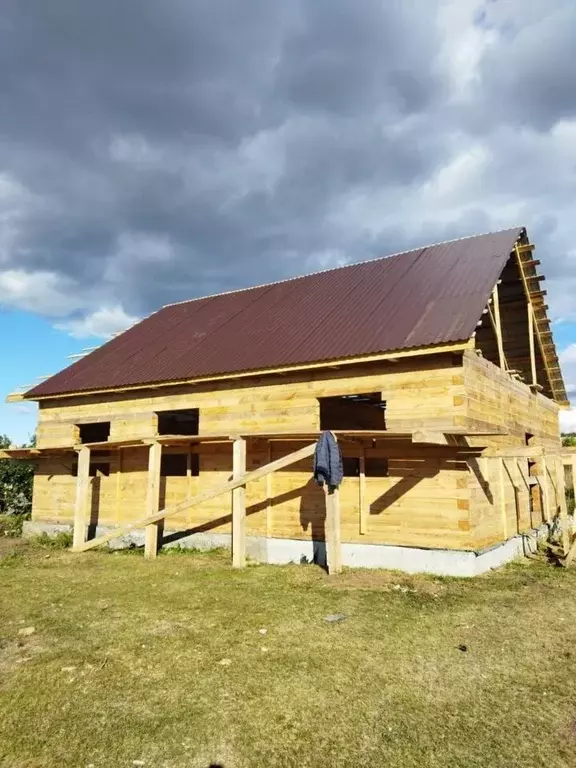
[499,457,508,539]
[114,448,123,525]
[325,487,342,575]
[540,455,551,523]
[73,446,91,550]
[359,450,367,535]
[265,441,272,539]
[186,447,193,528]
[492,285,505,370]
[572,456,576,536]
[555,457,569,556]
[527,302,537,386]
[144,441,162,559]
[232,437,247,568]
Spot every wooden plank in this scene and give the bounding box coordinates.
[144,441,162,559]
[325,487,342,575]
[265,442,272,538]
[540,455,551,524]
[73,446,91,549]
[412,430,448,445]
[484,446,544,459]
[232,437,247,568]
[359,450,367,535]
[555,456,570,556]
[74,442,317,552]
[527,302,537,386]
[514,245,561,401]
[115,448,123,525]
[491,285,506,369]
[498,457,508,539]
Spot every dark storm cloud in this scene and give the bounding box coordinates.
[0,0,453,319]
[471,1,576,132]
[0,0,575,348]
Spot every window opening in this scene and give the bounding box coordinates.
[318,393,386,431]
[160,453,200,477]
[156,409,199,436]
[78,422,110,444]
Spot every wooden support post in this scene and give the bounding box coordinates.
[359,450,367,535]
[325,486,342,575]
[572,456,576,535]
[492,285,506,370]
[232,437,247,569]
[186,448,193,528]
[144,441,162,559]
[527,302,537,386]
[73,446,91,550]
[540,455,551,524]
[114,448,123,525]
[498,457,508,539]
[555,457,570,556]
[265,442,272,539]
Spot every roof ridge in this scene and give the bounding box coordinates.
[162,226,524,309]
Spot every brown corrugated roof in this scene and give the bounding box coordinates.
[28,228,528,398]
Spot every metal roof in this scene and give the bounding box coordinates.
[28,228,526,398]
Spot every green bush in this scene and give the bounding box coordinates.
[0,514,26,538]
[0,434,34,517]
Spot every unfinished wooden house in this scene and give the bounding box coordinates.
[5,227,572,575]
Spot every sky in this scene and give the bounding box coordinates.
[1,0,576,445]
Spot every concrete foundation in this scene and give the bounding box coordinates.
[22,520,547,578]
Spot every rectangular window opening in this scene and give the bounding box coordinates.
[78,422,111,444]
[161,453,200,477]
[156,408,199,436]
[318,393,386,431]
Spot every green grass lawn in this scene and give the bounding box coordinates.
[1,543,576,768]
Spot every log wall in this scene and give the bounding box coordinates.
[462,350,561,549]
[29,350,562,553]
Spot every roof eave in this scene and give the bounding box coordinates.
[23,339,475,402]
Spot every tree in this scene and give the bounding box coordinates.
[0,433,35,516]
[562,433,576,447]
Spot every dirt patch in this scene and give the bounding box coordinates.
[0,538,25,559]
[324,569,446,596]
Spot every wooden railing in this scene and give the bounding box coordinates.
[72,442,331,568]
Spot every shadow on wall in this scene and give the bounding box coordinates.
[369,461,439,516]
[299,477,327,569]
[160,478,327,567]
[88,475,101,540]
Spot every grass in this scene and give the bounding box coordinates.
[1,546,576,768]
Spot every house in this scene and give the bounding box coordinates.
[4,227,572,576]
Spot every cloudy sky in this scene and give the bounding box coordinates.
[1,0,576,442]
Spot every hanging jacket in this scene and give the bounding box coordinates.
[313,431,343,490]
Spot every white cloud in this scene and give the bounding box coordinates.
[560,408,576,433]
[55,306,140,339]
[0,269,85,316]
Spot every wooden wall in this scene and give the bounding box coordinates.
[31,440,472,550]
[462,350,561,549]
[30,349,562,553]
[31,353,472,550]
[35,353,466,449]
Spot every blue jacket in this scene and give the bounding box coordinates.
[313,431,343,489]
